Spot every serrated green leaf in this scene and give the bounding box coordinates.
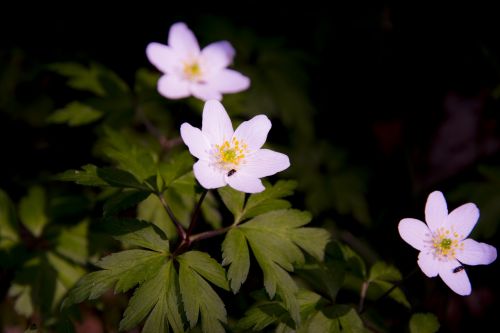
[97,167,148,190]
[409,313,440,333]
[55,220,89,264]
[241,199,291,220]
[63,250,166,308]
[179,259,227,332]
[222,228,250,293]
[159,151,193,188]
[54,164,109,187]
[103,190,150,217]
[236,301,289,331]
[18,186,48,237]
[137,194,177,240]
[177,251,229,291]
[105,218,169,253]
[368,262,402,282]
[218,186,245,217]
[47,101,103,126]
[0,189,19,248]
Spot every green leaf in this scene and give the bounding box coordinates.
[104,218,169,253]
[54,164,108,187]
[137,194,177,240]
[307,306,367,333]
[97,167,148,190]
[218,186,245,217]
[0,189,19,249]
[47,101,103,126]
[158,151,193,188]
[177,251,229,291]
[179,257,227,332]
[55,220,89,264]
[49,62,106,96]
[18,186,48,237]
[409,313,440,333]
[222,228,250,293]
[241,199,291,220]
[62,250,166,308]
[103,190,150,217]
[240,180,297,221]
[368,262,409,308]
[8,284,33,317]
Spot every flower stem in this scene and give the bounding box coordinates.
[135,105,182,151]
[190,226,232,243]
[186,190,208,237]
[156,192,186,241]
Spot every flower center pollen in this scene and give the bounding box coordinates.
[183,62,202,81]
[430,227,464,260]
[212,138,248,171]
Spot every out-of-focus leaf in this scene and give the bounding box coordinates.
[55,220,89,264]
[47,101,103,126]
[18,186,48,237]
[218,186,245,217]
[240,180,296,221]
[306,306,367,333]
[179,255,227,332]
[8,284,33,317]
[0,189,19,249]
[409,313,440,333]
[103,190,150,217]
[54,164,108,187]
[104,218,169,253]
[367,262,409,308]
[158,151,193,188]
[97,168,149,190]
[137,194,177,240]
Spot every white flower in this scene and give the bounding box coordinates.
[180,100,290,193]
[146,22,250,101]
[398,191,497,296]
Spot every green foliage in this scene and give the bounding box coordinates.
[0,189,19,249]
[18,186,48,237]
[409,313,440,333]
[367,262,410,308]
[54,164,109,187]
[47,101,103,126]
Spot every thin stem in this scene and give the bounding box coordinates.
[358,281,369,312]
[157,192,187,241]
[136,106,182,151]
[186,190,208,237]
[190,226,232,243]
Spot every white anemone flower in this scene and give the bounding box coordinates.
[398,191,497,295]
[180,100,290,193]
[146,22,250,101]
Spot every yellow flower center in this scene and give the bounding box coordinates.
[213,138,248,171]
[431,227,464,260]
[183,62,202,81]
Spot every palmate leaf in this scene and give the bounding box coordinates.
[222,209,330,324]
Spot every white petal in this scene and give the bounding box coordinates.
[425,191,448,232]
[190,83,223,102]
[398,218,431,251]
[146,42,178,74]
[456,238,497,266]
[168,22,200,59]
[193,160,226,189]
[445,203,479,239]
[180,123,210,160]
[209,69,250,93]
[233,115,271,151]
[226,172,265,193]
[439,259,471,296]
[417,251,439,277]
[240,149,290,178]
[157,75,190,99]
[201,100,233,145]
[201,41,235,69]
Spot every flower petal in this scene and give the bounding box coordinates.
[456,238,497,266]
[201,41,235,69]
[233,115,271,151]
[417,251,439,277]
[209,69,250,93]
[445,203,479,239]
[190,83,223,102]
[180,123,210,160]
[425,191,448,232]
[157,75,190,99]
[225,172,265,193]
[398,218,431,251]
[168,22,200,59]
[146,42,178,74]
[240,149,290,178]
[193,160,226,189]
[439,259,471,296]
[201,100,233,145]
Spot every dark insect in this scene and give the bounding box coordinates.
[453,265,465,273]
[227,169,236,177]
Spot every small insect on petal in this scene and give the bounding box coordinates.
[227,169,236,177]
[453,265,465,273]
